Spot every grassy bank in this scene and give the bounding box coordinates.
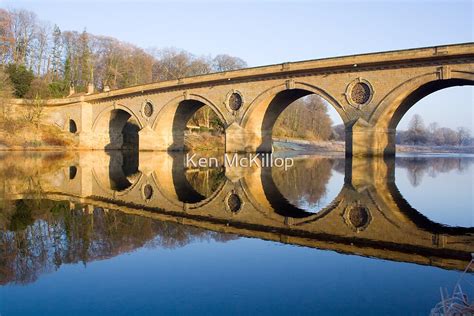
[274,137,474,154]
[396,144,474,154]
[273,138,345,153]
[184,131,224,152]
[0,118,77,150]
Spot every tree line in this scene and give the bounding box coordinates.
[397,114,472,147]
[0,8,247,98]
[274,95,334,141]
[396,157,473,187]
[0,8,338,142]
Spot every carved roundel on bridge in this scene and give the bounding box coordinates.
[225,90,244,112]
[345,78,374,109]
[351,83,370,104]
[343,204,372,232]
[141,100,154,118]
[226,193,242,213]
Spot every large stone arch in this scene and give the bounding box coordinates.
[142,94,227,151]
[92,104,145,150]
[348,69,474,156]
[228,81,345,152]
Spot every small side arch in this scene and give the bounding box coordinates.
[69,119,78,133]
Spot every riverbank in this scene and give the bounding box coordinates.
[274,138,474,154]
[184,131,224,152]
[0,129,472,155]
[396,144,474,154]
[273,138,345,153]
[0,119,77,151]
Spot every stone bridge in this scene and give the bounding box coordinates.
[28,43,474,156]
[3,152,473,270]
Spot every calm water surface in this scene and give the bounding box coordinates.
[0,151,472,315]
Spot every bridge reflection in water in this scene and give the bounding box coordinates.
[0,151,473,284]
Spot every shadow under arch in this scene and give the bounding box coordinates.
[92,151,142,195]
[92,104,145,150]
[239,82,346,152]
[151,152,227,207]
[170,152,206,203]
[151,94,228,151]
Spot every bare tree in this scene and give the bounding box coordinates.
[150,48,212,81]
[10,9,37,66]
[33,21,51,76]
[0,9,14,64]
[405,114,428,145]
[0,68,13,118]
[457,127,471,146]
[212,54,247,72]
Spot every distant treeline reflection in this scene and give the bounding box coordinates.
[272,158,344,211]
[396,156,474,186]
[0,199,237,285]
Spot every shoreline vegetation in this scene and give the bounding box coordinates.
[0,116,77,151]
[274,138,474,154]
[1,129,472,155]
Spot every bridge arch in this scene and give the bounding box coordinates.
[92,104,145,150]
[151,94,227,151]
[354,70,474,156]
[234,82,345,152]
[370,70,474,130]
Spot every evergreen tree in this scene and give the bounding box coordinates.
[50,25,62,81]
[78,29,91,90]
[5,63,34,97]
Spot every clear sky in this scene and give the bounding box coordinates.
[1,0,472,130]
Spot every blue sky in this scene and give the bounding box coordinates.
[1,0,472,129]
